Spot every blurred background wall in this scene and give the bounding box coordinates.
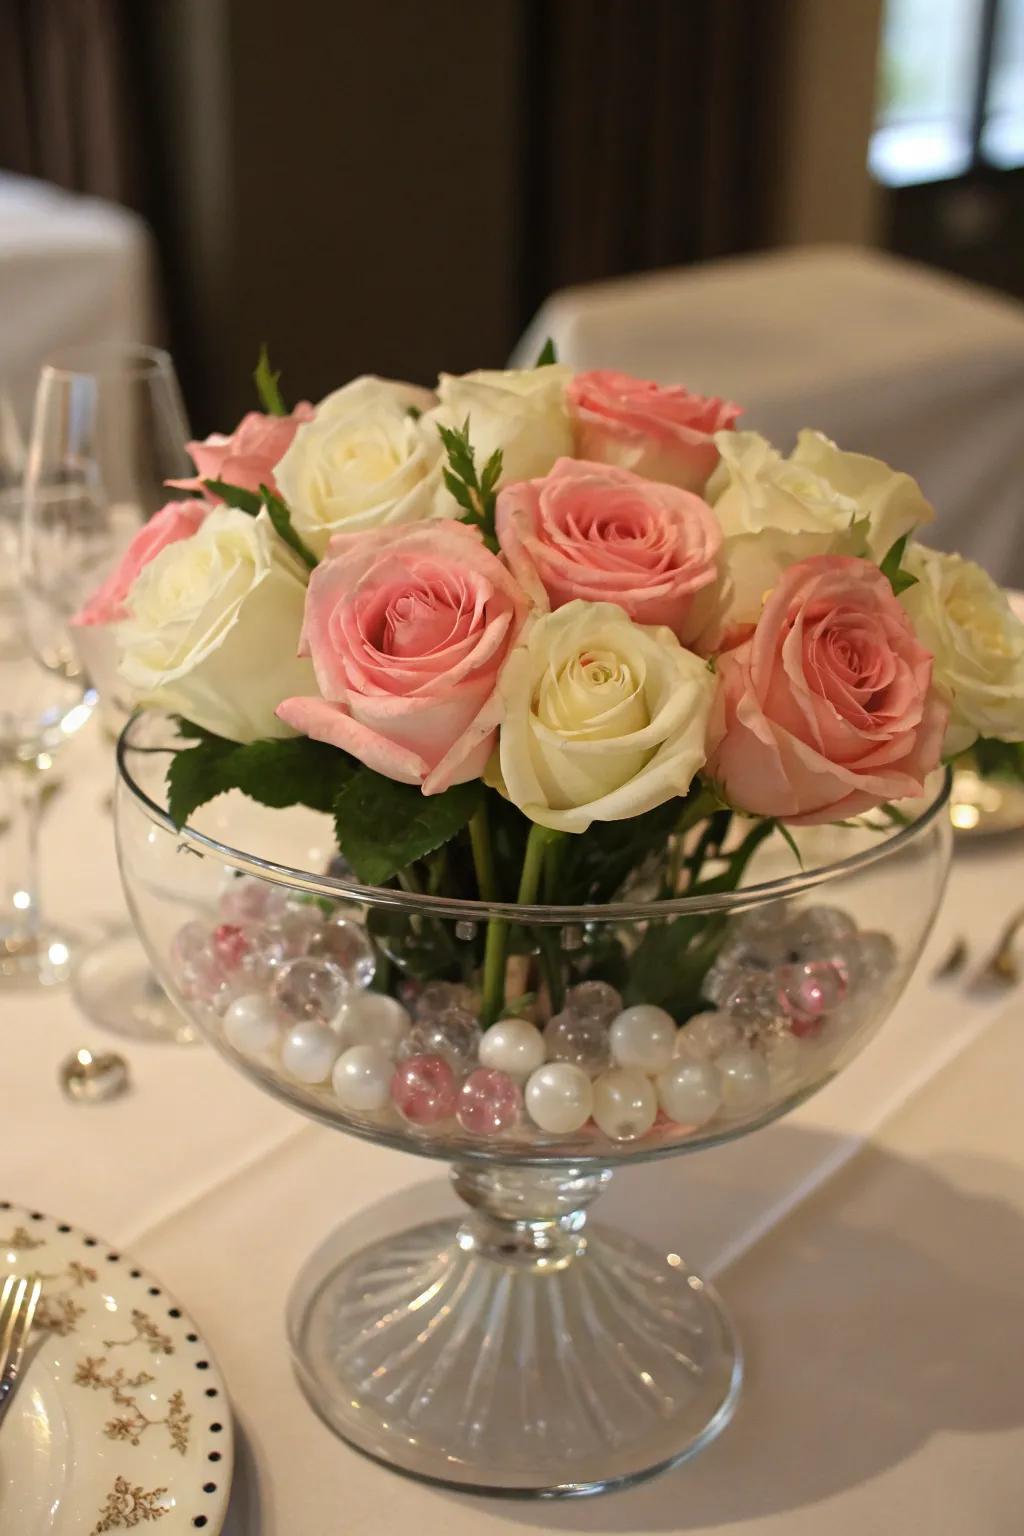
[1,0,1021,432]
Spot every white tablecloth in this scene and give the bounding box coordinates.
[3,720,1023,1533]
[511,247,1024,588]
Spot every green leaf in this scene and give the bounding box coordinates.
[442,469,477,515]
[333,770,484,886]
[970,737,1024,783]
[259,485,317,569]
[534,337,558,366]
[254,344,287,416]
[774,821,804,869]
[880,533,918,596]
[480,447,504,499]
[203,479,262,515]
[167,730,356,829]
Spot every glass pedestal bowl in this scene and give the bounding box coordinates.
[116,713,952,1497]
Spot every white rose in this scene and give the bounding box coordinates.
[706,429,934,634]
[424,365,573,504]
[275,376,440,558]
[492,599,714,833]
[118,508,315,742]
[901,545,1024,755]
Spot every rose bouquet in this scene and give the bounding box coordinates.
[85,346,1024,1041]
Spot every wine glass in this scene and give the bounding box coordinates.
[23,343,198,1040]
[0,486,97,985]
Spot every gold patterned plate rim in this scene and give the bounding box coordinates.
[0,1198,233,1535]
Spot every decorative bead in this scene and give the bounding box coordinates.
[401,1009,482,1073]
[777,960,847,1035]
[218,877,287,927]
[276,905,325,958]
[273,957,346,1025]
[591,1068,658,1141]
[212,923,249,972]
[563,980,622,1024]
[456,1068,522,1134]
[675,1010,742,1061]
[715,969,781,1023]
[763,1030,803,1088]
[235,929,287,991]
[543,1011,611,1076]
[847,930,897,986]
[281,1022,341,1084]
[169,920,221,999]
[307,916,376,990]
[609,1005,677,1072]
[332,1044,394,1112]
[223,993,283,1057]
[336,992,412,1057]
[656,1059,722,1128]
[391,1054,457,1125]
[716,1046,771,1112]
[454,919,477,942]
[414,980,478,1021]
[788,905,857,952]
[478,1017,546,1080]
[524,1062,593,1134]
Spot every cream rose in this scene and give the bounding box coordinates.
[274,376,439,558]
[118,508,315,742]
[424,365,573,501]
[706,429,934,636]
[901,545,1024,755]
[492,600,714,833]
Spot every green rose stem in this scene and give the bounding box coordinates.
[663,784,722,897]
[478,819,563,1027]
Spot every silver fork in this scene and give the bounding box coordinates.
[0,1273,42,1429]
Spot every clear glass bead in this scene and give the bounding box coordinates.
[218,876,288,927]
[846,930,898,987]
[563,980,622,1024]
[787,905,858,955]
[675,1010,742,1061]
[276,905,326,958]
[169,920,222,1001]
[414,980,478,1022]
[273,957,346,1025]
[308,916,376,990]
[401,1009,482,1073]
[543,1011,611,1076]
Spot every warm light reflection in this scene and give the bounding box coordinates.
[950,802,981,830]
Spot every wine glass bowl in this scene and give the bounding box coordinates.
[115,710,952,1493]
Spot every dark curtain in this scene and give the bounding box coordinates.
[520,0,790,314]
[0,0,140,204]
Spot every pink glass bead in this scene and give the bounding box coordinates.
[391,1054,457,1126]
[456,1068,522,1135]
[777,960,847,1037]
[218,877,287,927]
[170,920,222,1000]
[213,923,250,972]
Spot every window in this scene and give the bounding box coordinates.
[871,0,1024,185]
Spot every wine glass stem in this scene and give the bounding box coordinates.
[451,1163,613,1272]
[1,760,43,948]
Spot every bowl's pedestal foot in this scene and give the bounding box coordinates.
[287,1164,742,1496]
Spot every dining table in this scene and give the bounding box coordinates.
[4,717,1023,1536]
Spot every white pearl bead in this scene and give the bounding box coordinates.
[223,993,282,1057]
[591,1068,657,1141]
[716,1046,770,1112]
[524,1063,593,1134]
[336,992,412,1057]
[675,1011,742,1061]
[332,1044,393,1112]
[609,1005,677,1072]
[764,1030,802,1087]
[479,1017,546,1079]
[281,1022,341,1084]
[656,1059,722,1127]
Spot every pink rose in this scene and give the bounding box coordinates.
[276,519,530,793]
[496,458,721,645]
[706,555,947,825]
[169,403,315,500]
[72,499,208,626]
[566,369,741,493]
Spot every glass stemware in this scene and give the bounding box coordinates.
[22,344,198,1039]
[0,487,97,985]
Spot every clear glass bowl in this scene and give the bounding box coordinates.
[116,711,952,1496]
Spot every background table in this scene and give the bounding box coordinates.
[3,720,1023,1534]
